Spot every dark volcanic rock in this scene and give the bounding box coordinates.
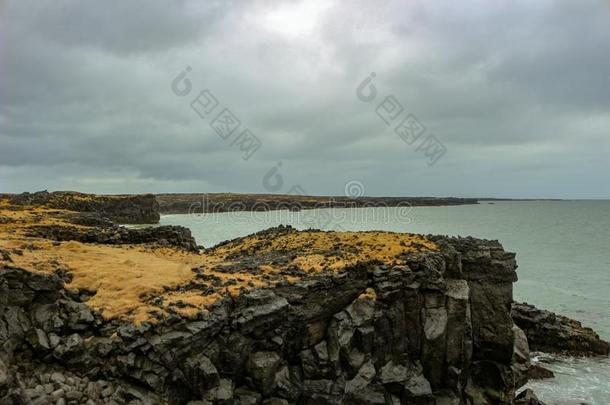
[528,364,555,380]
[515,388,545,405]
[27,224,199,252]
[66,211,115,228]
[512,302,610,356]
[0,234,551,404]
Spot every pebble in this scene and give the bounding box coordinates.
[65,390,83,401]
[48,333,61,348]
[24,388,40,399]
[96,380,109,389]
[59,382,71,392]
[50,388,65,401]
[85,381,101,399]
[30,397,49,405]
[101,386,115,398]
[50,372,66,384]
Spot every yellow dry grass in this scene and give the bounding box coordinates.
[0,198,438,324]
[212,230,437,272]
[1,239,205,321]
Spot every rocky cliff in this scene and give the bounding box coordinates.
[1,226,532,405]
[2,191,160,224]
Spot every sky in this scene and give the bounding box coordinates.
[1,0,609,199]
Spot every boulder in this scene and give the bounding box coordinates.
[515,388,545,405]
[184,354,220,393]
[528,364,554,380]
[246,351,281,396]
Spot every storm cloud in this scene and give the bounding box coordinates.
[1,0,609,198]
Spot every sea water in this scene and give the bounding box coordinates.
[159,200,610,404]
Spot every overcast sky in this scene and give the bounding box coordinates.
[1,0,609,198]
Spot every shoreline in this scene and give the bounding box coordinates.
[1,191,608,405]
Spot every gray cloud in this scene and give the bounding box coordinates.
[1,0,609,198]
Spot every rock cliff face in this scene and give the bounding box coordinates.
[0,230,530,405]
[3,191,160,224]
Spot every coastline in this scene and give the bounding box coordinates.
[1,192,608,405]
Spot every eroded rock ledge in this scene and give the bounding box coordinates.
[512,302,610,356]
[1,227,532,405]
[26,224,199,253]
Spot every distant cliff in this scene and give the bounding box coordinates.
[156,193,479,215]
[2,191,160,224]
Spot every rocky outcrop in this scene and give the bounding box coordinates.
[0,233,532,404]
[26,224,200,252]
[3,191,160,224]
[514,389,545,405]
[512,302,610,356]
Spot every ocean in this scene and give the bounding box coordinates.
[159,200,610,404]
